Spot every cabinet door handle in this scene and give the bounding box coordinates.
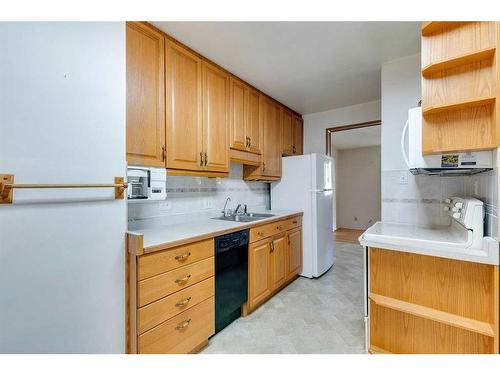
[162,145,166,161]
[175,274,192,284]
[248,137,251,147]
[174,252,191,261]
[292,220,297,224]
[200,152,204,166]
[292,145,296,154]
[270,241,275,252]
[262,162,266,172]
[204,152,208,166]
[175,319,192,330]
[175,296,192,307]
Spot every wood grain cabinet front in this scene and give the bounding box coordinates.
[270,234,287,291]
[247,239,273,309]
[126,22,166,167]
[286,227,302,280]
[138,296,215,354]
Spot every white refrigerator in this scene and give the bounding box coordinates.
[271,154,334,278]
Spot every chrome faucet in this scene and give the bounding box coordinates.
[235,203,247,215]
[222,197,232,217]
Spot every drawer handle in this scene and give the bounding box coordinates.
[257,231,264,237]
[276,225,283,231]
[174,252,191,261]
[175,296,192,307]
[175,319,192,331]
[175,274,192,284]
[292,220,297,224]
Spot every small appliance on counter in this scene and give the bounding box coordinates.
[214,229,249,334]
[127,166,166,200]
[401,107,493,176]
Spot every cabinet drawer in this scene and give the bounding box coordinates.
[138,257,214,307]
[138,238,214,280]
[138,296,215,354]
[250,220,286,242]
[138,276,214,334]
[285,216,302,231]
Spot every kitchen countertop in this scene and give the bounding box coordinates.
[359,221,499,265]
[127,209,303,254]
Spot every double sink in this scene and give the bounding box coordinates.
[213,212,275,223]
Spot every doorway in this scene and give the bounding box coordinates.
[326,121,381,243]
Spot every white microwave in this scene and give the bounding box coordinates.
[401,107,493,176]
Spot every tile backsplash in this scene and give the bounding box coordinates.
[382,167,498,239]
[128,163,270,229]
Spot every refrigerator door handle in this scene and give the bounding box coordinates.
[311,189,333,192]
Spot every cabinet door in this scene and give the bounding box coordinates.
[165,40,203,171]
[270,235,287,291]
[247,88,261,154]
[126,22,165,167]
[261,96,282,177]
[229,77,247,151]
[202,61,230,173]
[287,228,302,280]
[281,108,294,156]
[292,115,303,155]
[248,239,272,308]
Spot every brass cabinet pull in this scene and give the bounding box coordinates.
[270,241,275,253]
[200,152,204,166]
[175,296,192,307]
[262,162,266,172]
[292,145,296,154]
[257,231,264,237]
[277,225,283,231]
[248,137,251,147]
[174,252,191,261]
[175,319,192,330]
[292,220,297,224]
[175,274,192,284]
[204,152,208,166]
[162,145,166,161]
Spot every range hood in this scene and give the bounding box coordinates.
[402,107,493,176]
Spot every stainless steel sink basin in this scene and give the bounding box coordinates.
[212,213,275,223]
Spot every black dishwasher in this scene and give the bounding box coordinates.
[214,229,249,334]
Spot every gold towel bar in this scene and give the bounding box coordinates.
[0,174,128,204]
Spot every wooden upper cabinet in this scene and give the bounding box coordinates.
[248,239,272,309]
[126,22,165,167]
[247,88,262,154]
[202,61,230,173]
[261,95,282,177]
[165,40,203,172]
[270,235,287,291]
[292,115,303,155]
[229,77,248,151]
[281,108,294,156]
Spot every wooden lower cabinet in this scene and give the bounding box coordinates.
[126,236,215,354]
[246,215,303,313]
[248,239,273,309]
[368,247,499,354]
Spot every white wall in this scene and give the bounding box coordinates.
[336,146,381,230]
[0,23,126,353]
[381,53,468,227]
[303,100,381,155]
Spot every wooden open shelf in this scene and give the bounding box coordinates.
[422,96,496,116]
[422,47,496,77]
[369,345,392,354]
[421,21,466,36]
[370,293,495,338]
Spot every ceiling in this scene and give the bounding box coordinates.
[152,22,420,114]
[332,126,381,150]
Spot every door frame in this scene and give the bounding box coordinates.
[325,119,381,232]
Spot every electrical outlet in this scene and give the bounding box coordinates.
[398,171,408,185]
[159,201,172,211]
[203,199,214,209]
